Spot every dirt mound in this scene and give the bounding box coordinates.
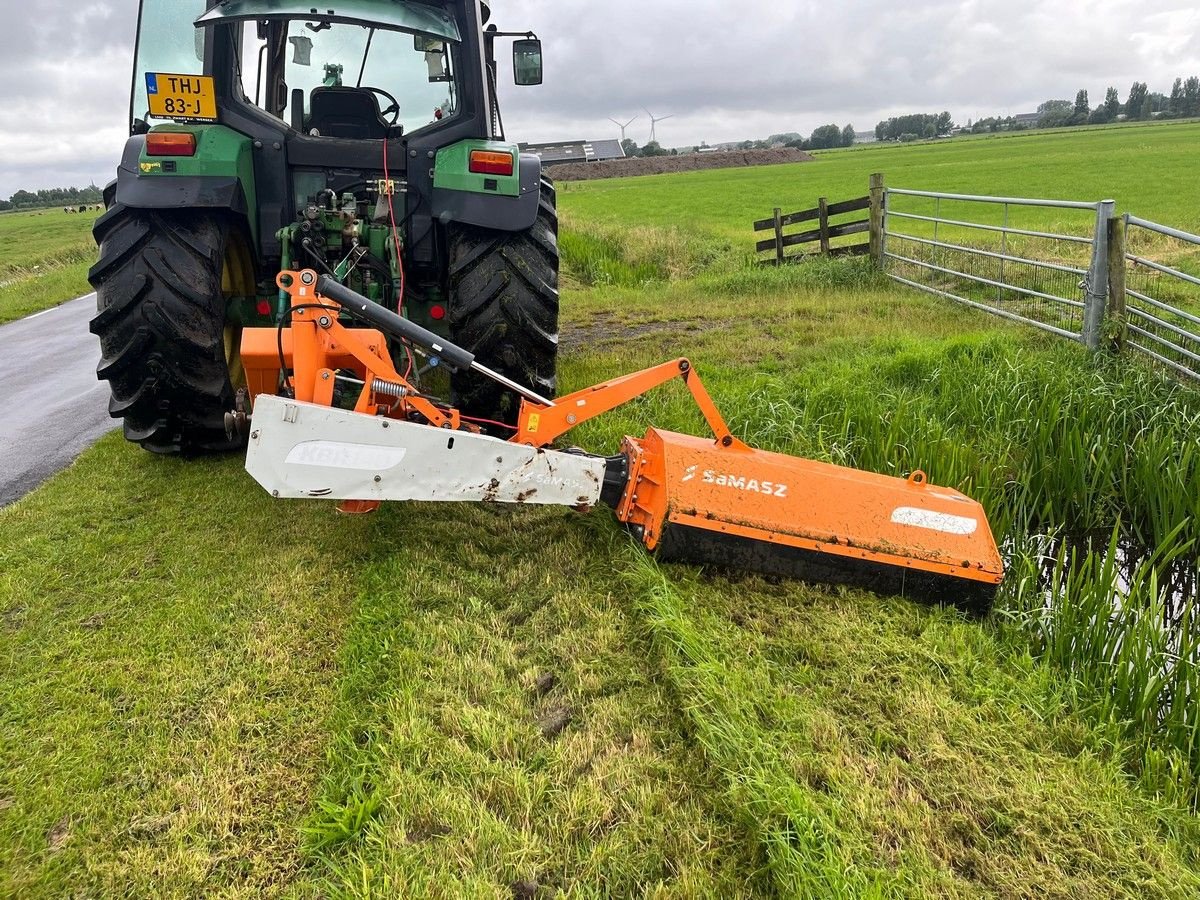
[549,148,815,181]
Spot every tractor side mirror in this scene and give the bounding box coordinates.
[513,39,542,86]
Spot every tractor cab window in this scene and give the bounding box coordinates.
[129,0,207,131]
[240,20,459,138]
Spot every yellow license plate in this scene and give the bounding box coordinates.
[145,72,217,122]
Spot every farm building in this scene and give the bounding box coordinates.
[517,139,626,166]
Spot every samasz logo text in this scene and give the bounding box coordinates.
[684,467,788,497]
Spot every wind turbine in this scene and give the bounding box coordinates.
[608,115,638,142]
[645,108,674,144]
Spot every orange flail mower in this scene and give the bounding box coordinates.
[239,271,1003,609]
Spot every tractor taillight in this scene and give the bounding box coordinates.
[469,150,514,176]
[145,132,196,157]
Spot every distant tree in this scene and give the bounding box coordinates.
[1168,78,1185,116]
[841,123,856,147]
[9,189,37,208]
[1037,99,1074,128]
[1087,106,1111,125]
[783,138,807,150]
[874,112,949,142]
[620,138,639,157]
[1139,96,1154,120]
[641,140,668,157]
[808,124,843,149]
[767,132,801,146]
[1103,86,1121,119]
[1126,81,1149,118]
[1072,89,1090,124]
[1184,76,1200,117]
[0,199,11,211]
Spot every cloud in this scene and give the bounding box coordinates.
[0,0,1196,196]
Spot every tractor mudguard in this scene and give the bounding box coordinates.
[430,150,541,232]
[111,127,257,243]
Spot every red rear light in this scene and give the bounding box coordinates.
[145,132,196,157]
[430,304,446,321]
[469,150,514,176]
[256,300,272,316]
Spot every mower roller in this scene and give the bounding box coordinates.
[240,271,1004,609]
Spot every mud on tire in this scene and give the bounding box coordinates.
[447,176,559,427]
[89,206,245,454]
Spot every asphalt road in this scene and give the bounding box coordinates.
[0,295,115,506]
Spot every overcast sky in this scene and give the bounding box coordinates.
[1,0,1197,197]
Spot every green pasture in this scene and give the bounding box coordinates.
[0,207,97,324]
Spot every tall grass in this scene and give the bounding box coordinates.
[1002,527,1200,807]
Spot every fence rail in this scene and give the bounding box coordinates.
[754,195,871,265]
[751,173,1200,383]
[881,187,1112,348]
[1118,215,1200,381]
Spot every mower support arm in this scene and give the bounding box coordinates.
[513,359,747,450]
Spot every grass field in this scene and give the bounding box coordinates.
[3,122,1200,897]
[559,120,1200,249]
[0,208,97,324]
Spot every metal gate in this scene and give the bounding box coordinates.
[1121,216,1200,382]
[882,189,1114,349]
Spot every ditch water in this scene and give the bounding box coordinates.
[1026,529,1198,627]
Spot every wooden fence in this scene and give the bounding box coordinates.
[754,174,887,266]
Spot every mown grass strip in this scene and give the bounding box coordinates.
[290,506,756,898]
[624,553,887,899]
[0,435,371,896]
[624,551,1200,897]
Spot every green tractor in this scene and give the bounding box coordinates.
[90,0,557,453]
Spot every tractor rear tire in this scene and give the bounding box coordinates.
[447,176,559,428]
[89,206,246,455]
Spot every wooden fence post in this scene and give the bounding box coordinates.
[868,173,885,267]
[1107,215,1127,352]
[772,207,785,266]
[818,198,831,255]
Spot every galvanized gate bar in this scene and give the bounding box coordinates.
[1126,317,1200,364]
[1126,288,1200,327]
[885,251,1087,308]
[888,231,1089,276]
[888,188,1101,210]
[1125,215,1200,245]
[1126,255,1200,290]
[887,273,1083,340]
[1121,213,1200,380]
[886,211,1095,245]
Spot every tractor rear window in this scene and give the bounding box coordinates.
[240,20,459,137]
[130,0,208,129]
